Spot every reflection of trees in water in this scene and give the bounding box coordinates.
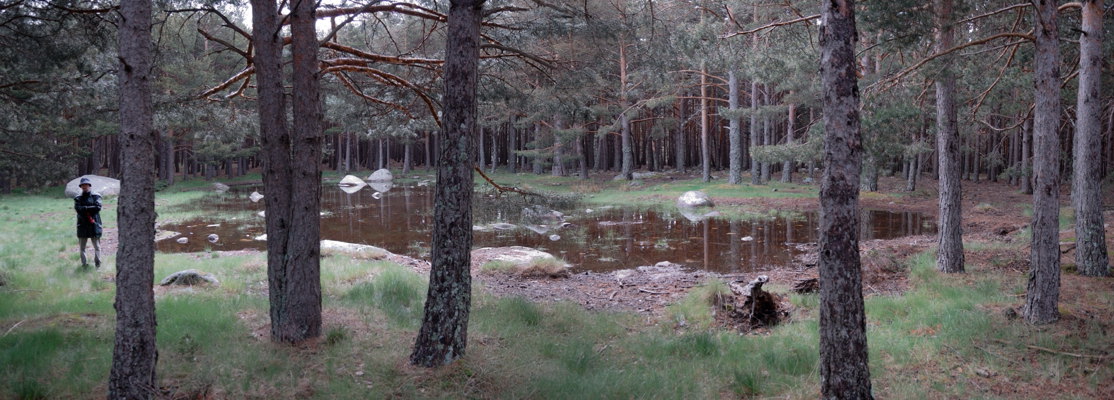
[471,186,580,222]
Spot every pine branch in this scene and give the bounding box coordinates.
[721,14,819,39]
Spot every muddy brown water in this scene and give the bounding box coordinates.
[156,185,935,273]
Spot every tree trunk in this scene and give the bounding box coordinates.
[1023,0,1062,325]
[411,0,479,368]
[552,118,565,176]
[478,125,486,169]
[750,81,761,184]
[532,122,544,174]
[761,86,771,183]
[509,121,519,172]
[818,1,873,398]
[700,61,711,182]
[404,141,413,174]
[728,71,742,184]
[1021,117,1033,194]
[619,43,633,180]
[1072,0,1110,277]
[782,102,795,182]
[263,0,325,343]
[109,0,158,397]
[676,91,687,172]
[935,0,964,274]
[577,132,588,179]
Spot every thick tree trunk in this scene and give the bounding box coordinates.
[750,81,761,184]
[728,71,742,184]
[818,1,873,398]
[411,0,479,368]
[935,0,964,274]
[109,0,158,397]
[263,0,325,343]
[254,0,299,345]
[1072,0,1110,277]
[700,61,711,182]
[1023,0,1062,325]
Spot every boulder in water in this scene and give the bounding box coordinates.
[677,190,714,208]
[64,175,120,198]
[367,168,393,182]
[249,191,264,202]
[338,175,367,187]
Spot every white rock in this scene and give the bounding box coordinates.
[257,211,265,217]
[254,234,267,241]
[741,236,754,242]
[207,234,219,243]
[677,190,714,208]
[176,237,188,244]
[64,175,121,198]
[369,181,393,193]
[249,191,264,202]
[338,175,367,187]
[367,168,393,182]
[549,234,561,241]
[213,182,230,192]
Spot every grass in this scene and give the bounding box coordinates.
[2,176,1112,399]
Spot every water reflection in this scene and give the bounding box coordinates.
[157,185,935,273]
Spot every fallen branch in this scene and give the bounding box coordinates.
[2,319,26,337]
[638,288,667,295]
[992,339,1114,359]
[473,167,545,198]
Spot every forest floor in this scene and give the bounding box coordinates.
[1,171,1112,399]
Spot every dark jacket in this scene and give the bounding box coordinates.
[74,192,103,238]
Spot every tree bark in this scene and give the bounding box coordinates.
[261,0,324,343]
[411,0,479,368]
[700,61,711,182]
[552,118,565,176]
[1072,0,1110,277]
[676,90,687,172]
[750,81,761,184]
[1022,0,1062,325]
[782,102,795,182]
[619,43,633,180]
[728,71,742,184]
[761,86,771,183]
[818,1,873,398]
[532,122,544,174]
[109,0,158,397]
[935,0,965,274]
[1021,117,1033,194]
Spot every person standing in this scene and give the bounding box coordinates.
[74,177,103,268]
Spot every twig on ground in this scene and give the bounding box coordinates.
[638,288,667,295]
[2,319,27,337]
[992,339,1113,359]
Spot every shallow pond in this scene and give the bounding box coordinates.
[157,184,934,273]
